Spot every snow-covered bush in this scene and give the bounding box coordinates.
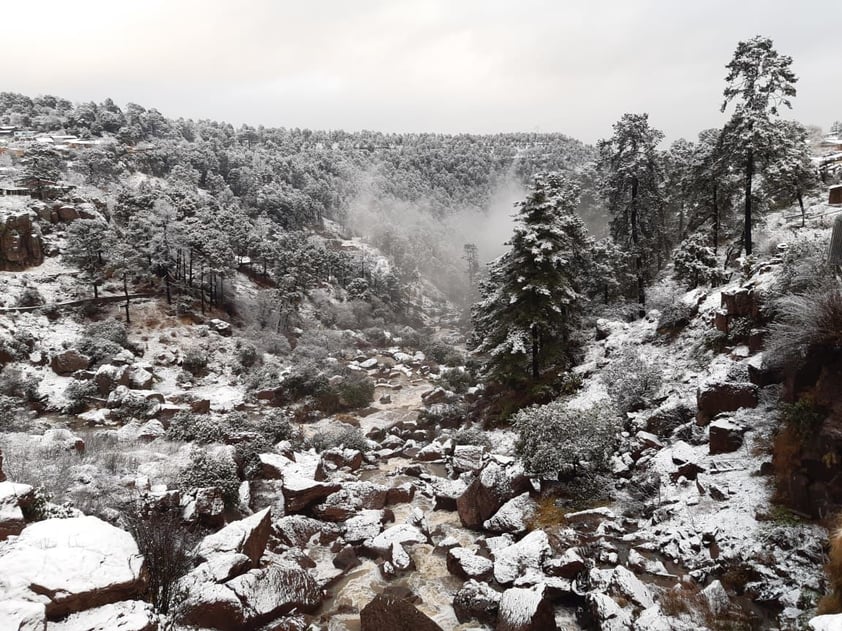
[62,379,98,414]
[335,375,375,409]
[422,341,464,367]
[438,367,474,394]
[16,286,45,307]
[165,411,226,444]
[77,319,132,365]
[235,341,260,370]
[672,233,724,288]
[513,399,618,477]
[774,236,831,295]
[450,427,492,449]
[601,347,663,414]
[177,449,240,508]
[309,426,370,453]
[181,347,209,375]
[111,396,155,422]
[0,366,39,402]
[766,288,842,371]
[255,409,302,444]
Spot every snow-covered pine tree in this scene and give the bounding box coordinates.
[597,113,666,306]
[721,35,797,255]
[766,120,819,227]
[471,172,590,385]
[673,232,724,289]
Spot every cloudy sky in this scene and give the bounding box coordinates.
[3,0,839,143]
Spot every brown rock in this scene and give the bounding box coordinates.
[456,462,530,529]
[696,382,758,425]
[709,418,745,455]
[50,349,91,375]
[0,212,44,270]
[360,594,444,631]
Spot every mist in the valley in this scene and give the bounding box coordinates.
[343,174,526,302]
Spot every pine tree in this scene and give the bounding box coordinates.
[597,113,665,306]
[766,120,819,227]
[721,35,797,255]
[471,173,590,385]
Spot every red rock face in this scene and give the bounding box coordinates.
[696,382,758,425]
[0,213,44,270]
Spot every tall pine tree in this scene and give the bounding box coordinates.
[721,35,797,255]
[597,113,665,306]
[471,173,590,385]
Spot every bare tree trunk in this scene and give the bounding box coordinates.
[712,184,720,253]
[797,187,805,227]
[530,323,540,381]
[630,177,645,306]
[123,274,130,324]
[744,150,754,256]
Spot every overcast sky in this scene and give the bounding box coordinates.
[3,0,839,143]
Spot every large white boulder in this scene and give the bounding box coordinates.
[0,516,145,618]
[194,508,272,566]
[45,600,156,631]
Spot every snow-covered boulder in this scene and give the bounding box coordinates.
[483,492,535,534]
[360,593,443,631]
[586,591,633,631]
[364,523,427,557]
[0,516,145,618]
[810,614,842,631]
[456,461,530,529]
[195,508,272,566]
[342,509,390,544]
[273,515,339,548]
[0,481,35,540]
[446,547,494,581]
[179,560,321,631]
[453,579,501,625]
[492,529,551,586]
[45,600,156,631]
[696,382,758,425]
[312,481,388,521]
[497,584,558,631]
[709,417,745,454]
[0,599,46,631]
[50,350,90,375]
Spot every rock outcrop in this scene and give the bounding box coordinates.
[0,212,44,270]
[0,516,146,618]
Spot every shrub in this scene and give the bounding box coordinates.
[0,366,40,402]
[234,435,275,480]
[235,341,260,370]
[439,368,474,394]
[601,348,663,414]
[62,379,99,414]
[255,409,301,444]
[656,301,696,336]
[780,396,827,439]
[766,289,842,371]
[673,232,724,288]
[0,394,26,430]
[122,504,196,615]
[336,376,375,409]
[111,396,156,423]
[513,400,618,477]
[450,427,491,449]
[181,348,209,376]
[17,286,45,308]
[309,426,370,453]
[775,236,831,295]
[176,449,240,508]
[165,411,226,444]
[281,366,331,402]
[77,320,132,365]
[423,341,464,367]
